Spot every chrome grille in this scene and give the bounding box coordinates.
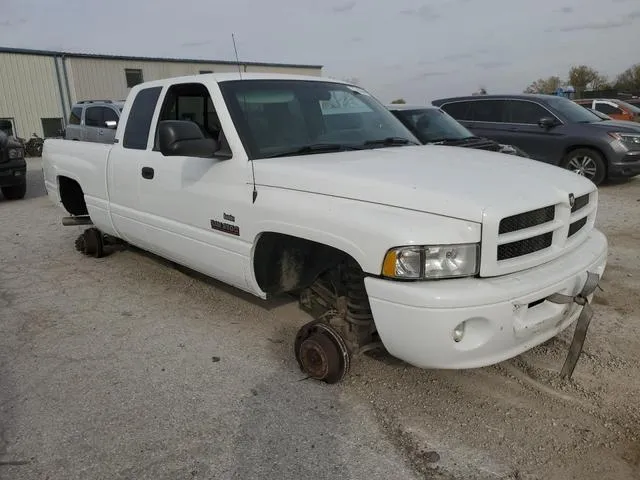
[498,232,553,260]
[499,205,555,234]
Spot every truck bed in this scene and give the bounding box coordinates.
[43,138,112,211]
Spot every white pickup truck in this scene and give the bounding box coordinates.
[43,72,608,383]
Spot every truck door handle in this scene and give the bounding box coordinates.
[141,167,154,179]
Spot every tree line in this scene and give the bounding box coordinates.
[524,63,640,96]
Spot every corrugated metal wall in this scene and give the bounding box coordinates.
[0,52,65,138]
[66,58,322,104]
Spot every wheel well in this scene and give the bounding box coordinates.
[562,145,608,173]
[253,232,358,295]
[58,176,88,215]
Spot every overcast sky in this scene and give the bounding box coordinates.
[0,0,638,103]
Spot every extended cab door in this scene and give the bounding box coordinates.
[106,85,164,250]
[134,80,252,293]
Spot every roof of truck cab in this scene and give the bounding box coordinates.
[131,72,352,88]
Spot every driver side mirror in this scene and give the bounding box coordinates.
[105,120,118,129]
[538,117,557,129]
[157,120,219,158]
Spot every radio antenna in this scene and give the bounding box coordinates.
[232,33,257,203]
[231,33,243,80]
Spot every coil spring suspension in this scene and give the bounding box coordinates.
[345,264,373,327]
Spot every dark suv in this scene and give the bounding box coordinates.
[0,129,27,200]
[431,94,640,185]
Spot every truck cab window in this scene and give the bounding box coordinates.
[123,86,163,150]
[157,83,222,140]
[154,82,231,156]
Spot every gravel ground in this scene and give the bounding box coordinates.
[1,159,639,479]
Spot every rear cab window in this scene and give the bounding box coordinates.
[122,87,163,149]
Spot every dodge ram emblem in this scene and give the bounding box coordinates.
[569,193,575,208]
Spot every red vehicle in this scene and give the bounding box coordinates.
[574,98,640,122]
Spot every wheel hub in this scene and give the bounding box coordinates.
[299,335,332,379]
[568,156,596,178]
[294,321,350,384]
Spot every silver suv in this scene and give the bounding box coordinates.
[64,100,124,143]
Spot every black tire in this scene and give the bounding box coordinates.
[1,182,26,200]
[560,148,607,186]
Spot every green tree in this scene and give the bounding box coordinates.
[568,65,608,94]
[390,98,406,104]
[524,76,563,94]
[614,64,640,91]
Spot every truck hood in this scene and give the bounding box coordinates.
[253,145,594,223]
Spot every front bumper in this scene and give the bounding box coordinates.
[0,159,27,187]
[364,229,608,369]
[609,149,640,177]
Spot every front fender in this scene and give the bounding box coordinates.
[248,187,481,275]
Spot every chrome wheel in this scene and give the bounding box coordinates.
[567,155,598,179]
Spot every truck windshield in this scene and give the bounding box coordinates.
[391,107,475,143]
[545,96,602,124]
[218,79,420,159]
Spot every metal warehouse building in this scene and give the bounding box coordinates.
[0,47,322,139]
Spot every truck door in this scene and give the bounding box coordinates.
[106,86,163,250]
[136,80,252,293]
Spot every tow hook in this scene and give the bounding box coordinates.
[546,271,602,380]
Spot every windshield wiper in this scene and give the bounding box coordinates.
[263,143,364,158]
[363,137,419,147]
[429,137,467,143]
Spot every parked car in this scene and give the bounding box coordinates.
[387,104,530,157]
[64,99,124,143]
[431,94,640,185]
[0,129,27,200]
[584,107,640,128]
[43,73,607,384]
[574,98,640,122]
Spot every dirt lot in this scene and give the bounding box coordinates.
[1,160,639,479]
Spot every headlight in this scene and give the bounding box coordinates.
[609,132,640,145]
[382,244,480,280]
[8,148,24,159]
